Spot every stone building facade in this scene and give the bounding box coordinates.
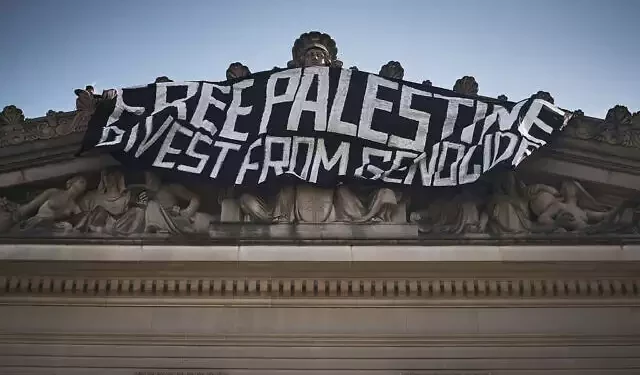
[0,31,639,374]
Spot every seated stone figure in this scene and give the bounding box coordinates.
[15,176,88,232]
[411,190,487,234]
[485,172,535,234]
[75,168,146,235]
[335,186,403,222]
[239,184,403,223]
[142,171,216,234]
[234,32,405,224]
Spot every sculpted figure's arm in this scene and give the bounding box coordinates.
[71,202,83,215]
[585,209,613,222]
[16,189,57,219]
[167,184,200,218]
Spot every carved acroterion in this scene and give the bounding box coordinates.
[379,61,404,80]
[287,31,343,69]
[226,62,251,80]
[453,76,478,95]
[533,90,555,104]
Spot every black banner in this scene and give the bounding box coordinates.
[81,67,569,189]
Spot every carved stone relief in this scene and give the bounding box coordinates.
[0,168,221,236]
[453,76,479,95]
[533,90,555,104]
[379,61,404,80]
[0,105,67,147]
[410,172,638,236]
[0,87,115,148]
[564,104,640,147]
[0,167,637,237]
[226,62,251,80]
[287,31,343,69]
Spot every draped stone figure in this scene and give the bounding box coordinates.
[485,172,536,234]
[411,190,487,234]
[15,176,88,232]
[75,168,146,234]
[140,171,216,234]
[237,31,405,223]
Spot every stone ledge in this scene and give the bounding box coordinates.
[0,244,638,263]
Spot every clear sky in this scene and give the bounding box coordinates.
[1,0,638,119]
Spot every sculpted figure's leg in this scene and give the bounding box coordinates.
[366,188,398,222]
[335,186,398,222]
[334,186,367,221]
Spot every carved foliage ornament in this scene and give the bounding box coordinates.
[0,105,67,146]
[453,76,479,95]
[533,90,555,104]
[226,62,251,80]
[0,105,25,126]
[0,102,93,148]
[565,104,640,147]
[379,61,404,80]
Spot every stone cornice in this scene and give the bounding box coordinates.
[1,244,639,262]
[1,245,639,305]
[1,331,637,347]
[0,232,640,245]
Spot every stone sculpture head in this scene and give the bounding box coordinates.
[66,176,87,196]
[289,31,342,68]
[304,47,330,67]
[226,62,251,80]
[379,61,404,80]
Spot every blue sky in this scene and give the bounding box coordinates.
[1,0,638,119]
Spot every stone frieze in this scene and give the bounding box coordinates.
[0,166,637,239]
